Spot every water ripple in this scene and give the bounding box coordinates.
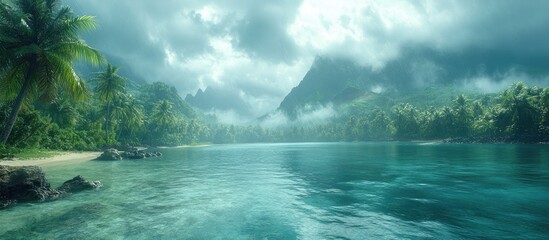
[1,142,549,239]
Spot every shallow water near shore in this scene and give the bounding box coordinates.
[1,142,549,239]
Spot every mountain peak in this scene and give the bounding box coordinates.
[185,86,252,117]
[278,57,363,118]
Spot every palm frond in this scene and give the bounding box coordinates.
[43,14,96,44]
[64,15,96,33]
[14,43,41,56]
[45,0,59,12]
[35,66,57,102]
[0,0,99,104]
[53,5,70,22]
[50,40,104,65]
[92,64,127,102]
[0,63,25,100]
[43,52,88,101]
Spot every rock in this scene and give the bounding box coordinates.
[121,151,144,159]
[126,147,139,152]
[0,165,62,209]
[97,146,162,160]
[115,144,138,152]
[57,175,102,193]
[0,166,103,210]
[0,199,15,209]
[119,150,162,159]
[96,148,122,160]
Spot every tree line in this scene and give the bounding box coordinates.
[342,82,549,143]
[208,82,549,144]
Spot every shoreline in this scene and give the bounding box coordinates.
[0,151,101,167]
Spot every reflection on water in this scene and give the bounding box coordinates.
[1,142,549,239]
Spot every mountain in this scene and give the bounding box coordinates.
[277,46,549,118]
[278,57,364,117]
[140,82,196,119]
[185,86,251,116]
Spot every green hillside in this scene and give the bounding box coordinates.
[344,85,492,115]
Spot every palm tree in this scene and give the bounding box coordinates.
[0,0,103,144]
[540,89,549,128]
[452,94,472,137]
[368,109,393,140]
[91,64,126,144]
[48,98,78,128]
[392,103,420,139]
[500,83,539,136]
[110,93,143,141]
[152,100,176,132]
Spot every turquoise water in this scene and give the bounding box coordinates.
[1,142,549,239]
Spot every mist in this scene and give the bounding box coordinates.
[67,0,549,119]
[259,104,337,128]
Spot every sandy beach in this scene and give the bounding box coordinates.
[0,151,101,167]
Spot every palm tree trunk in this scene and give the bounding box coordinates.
[106,101,111,145]
[116,127,122,141]
[1,64,35,145]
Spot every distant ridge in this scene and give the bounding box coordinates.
[185,86,252,116]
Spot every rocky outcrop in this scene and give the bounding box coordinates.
[0,165,62,209]
[0,166,62,207]
[95,148,122,160]
[121,150,162,159]
[96,147,162,160]
[0,165,101,210]
[57,175,102,193]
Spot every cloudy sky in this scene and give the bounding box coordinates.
[69,0,549,117]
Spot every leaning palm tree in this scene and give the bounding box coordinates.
[0,0,103,144]
[91,64,126,144]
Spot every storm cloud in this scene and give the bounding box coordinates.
[68,0,549,117]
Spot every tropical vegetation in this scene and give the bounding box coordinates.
[204,83,549,144]
[0,0,103,144]
[1,0,548,159]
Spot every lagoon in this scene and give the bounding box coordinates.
[1,142,549,239]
